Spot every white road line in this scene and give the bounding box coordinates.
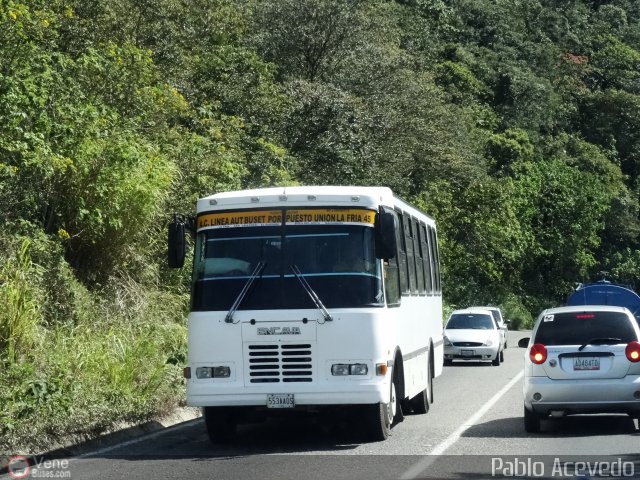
[400,370,524,480]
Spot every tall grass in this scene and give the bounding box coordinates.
[0,237,188,453]
[0,240,41,364]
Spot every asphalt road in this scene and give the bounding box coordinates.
[5,330,640,479]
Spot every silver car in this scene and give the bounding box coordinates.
[444,308,504,366]
[521,305,640,433]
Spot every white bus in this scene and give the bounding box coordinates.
[168,186,443,442]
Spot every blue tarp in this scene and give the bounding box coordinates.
[566,281,640,319]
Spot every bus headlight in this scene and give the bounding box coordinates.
[331,364,350,376]
[349,364,368,375]
[331,363,369,376]
[212,366,231,378]
[196,367,212,379]
[195,366,231,378]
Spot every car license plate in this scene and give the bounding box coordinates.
[573,357,600,371]
[267,394,294,408]
[461,349,474,357]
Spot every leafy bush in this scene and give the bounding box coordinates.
[502,294,534,331]
[0,274,187,453]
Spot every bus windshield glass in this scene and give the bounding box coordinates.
[191,223,383,311]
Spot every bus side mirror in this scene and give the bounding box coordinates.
[375,211,397,260]
[168,220,186,268]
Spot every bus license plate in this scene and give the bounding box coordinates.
[267,394,295,409]
[574,357,600,370]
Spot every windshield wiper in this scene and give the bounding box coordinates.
[290,264,332,323]
[578,337,622,351]
[225,261,266,324]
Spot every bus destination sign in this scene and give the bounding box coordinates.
[197,208,376,231]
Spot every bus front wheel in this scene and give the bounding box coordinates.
[364,380,396,441]
[204,407,237,443]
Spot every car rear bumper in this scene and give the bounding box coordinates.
[524,375,640,414]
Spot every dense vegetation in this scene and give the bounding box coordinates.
[2,0,639,452]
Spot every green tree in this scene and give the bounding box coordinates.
[578,89,640,180]
[512,156,612,306]
[587,35,640,92]
[252,0,370,82]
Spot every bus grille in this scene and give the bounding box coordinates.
[247,344,313,383]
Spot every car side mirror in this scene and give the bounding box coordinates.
[375,211,397,260]
[517,337,530,348]
[168,220,186,268]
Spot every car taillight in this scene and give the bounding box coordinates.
[529,344,547,364]
[625,341,640,362]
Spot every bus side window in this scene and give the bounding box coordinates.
[428,226,440,294]
[383,210,401,306]
[406,216,417,295]
[413,218,425,294]
[395,209,409,295]
[433,228,442,294]
[421,224,433,294]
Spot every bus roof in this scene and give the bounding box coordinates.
[197,186,434,222]
[566,280,640,317]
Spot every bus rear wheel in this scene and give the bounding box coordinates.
[204,407,237,443]
[410,358,432,414]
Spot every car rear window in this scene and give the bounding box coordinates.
[446,314,494,330]
[534,311,638,346]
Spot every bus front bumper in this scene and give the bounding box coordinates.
[187,383,388,407]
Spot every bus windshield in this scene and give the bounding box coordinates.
[191,224,383,311]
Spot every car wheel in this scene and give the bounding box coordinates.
[444,359,453,366]
[204,407,237,443]
[499,350,505,363]
[524,407,541,433]
[492,352,501,366]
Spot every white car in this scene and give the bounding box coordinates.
[520,305,640,433]
[470,306,509,349]
[443,308,504,366]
